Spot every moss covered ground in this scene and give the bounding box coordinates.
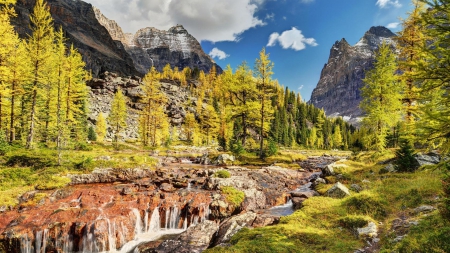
[206,150,448,253]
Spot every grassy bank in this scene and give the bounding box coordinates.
[0,144,158,208]
[206,150,447,253]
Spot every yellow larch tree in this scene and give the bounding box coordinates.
[25,0,55,149]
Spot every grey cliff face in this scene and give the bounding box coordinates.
[310,26,396,122]
[12,0,140,78]
[93,8,222,74]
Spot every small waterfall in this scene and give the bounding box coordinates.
[132,209,144,237]
[107,219,117,251]
[35,231,42,253]
[187,182,192,190]
[169,206,179,229]
[20,234,32,253]
[148,207,160,232]
[164,208,170,230]
[42,229,48,253]
[144,210,149,233]
[81,223,99,253]
[62,234,73,253]
[183,217,187,230]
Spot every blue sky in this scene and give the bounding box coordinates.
[85,0,414,101]
[201,0,413,101]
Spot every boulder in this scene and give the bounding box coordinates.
[326,182,351,199]
[414,152,440,167]
[210,212,257,247]
[291,191,319,199]
[413,205,435,215]
[210,199,231,219]
[350,184,363,193]
[252,214,281,228]
[379,163,397,174]
[357,222,378,238]
[241,189,267,211]
[215,154,235,166]
[323,164,335,176]
[153,220,220,253]
[292,197,307,209]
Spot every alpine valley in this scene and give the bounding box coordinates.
[1,0,449,253]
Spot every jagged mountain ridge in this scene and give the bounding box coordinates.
[93,8,222,74]
[12,0,140,78]
[310,26,396,123]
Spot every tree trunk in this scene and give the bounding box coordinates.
[26,89,37,149]
[10,80,16,143]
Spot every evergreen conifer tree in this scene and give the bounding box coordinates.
[361,43,402,151]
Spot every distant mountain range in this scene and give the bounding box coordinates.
[12,0,220,78]
[309,26,397,124]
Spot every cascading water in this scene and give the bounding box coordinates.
[35,230,42,253]
[148,207,160,233]
[20,234,32,253]
[117,206,186,253]
[18,205,207,253]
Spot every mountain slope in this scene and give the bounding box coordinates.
[12,0,140,78]
[93,8,222,74]
[310,26,396,122]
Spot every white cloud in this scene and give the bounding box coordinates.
[376,0,402,8]
[267,27,318,51]
[209,48,230,60]
[265,13,275,21]
[386,22,400,29]
[84,0,265,42]
[298,85,304,90]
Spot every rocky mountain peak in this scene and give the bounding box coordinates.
[330,38,350,58]
[12,0,140,78]
[92,8,221,75]
[367,26,396,38]
[310,26,397,124]
[356,26,396,51]
[168,24,189,34]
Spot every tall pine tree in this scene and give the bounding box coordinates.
[361,43,402,151]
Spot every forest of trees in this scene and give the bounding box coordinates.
[1,0,449,161]
[0,0,89,159]
[112,50,360,158]
[360,0,450,155]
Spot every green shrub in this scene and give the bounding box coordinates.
[267,139,278,157]
[35,176,71,190]
[87,126,97,141]
[74,142,93,151]
[221,186,245,207]
[6,153,55,169]
[338,215,371,230]
[345,193,387,219]
[230,140,245,158]
[214,170,231,178]
[74,156,94,171]
[394,139,418,172]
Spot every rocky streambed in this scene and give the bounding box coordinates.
[0,155,343,253]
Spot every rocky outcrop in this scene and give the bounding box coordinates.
[0,164,316,253]
[125,25,223,74]
[310,26,396,124]
[87,72,196,140]
[151,221,220,253]
[93,7,222,75]
[12,0,140,78]
[326,182,351,198]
